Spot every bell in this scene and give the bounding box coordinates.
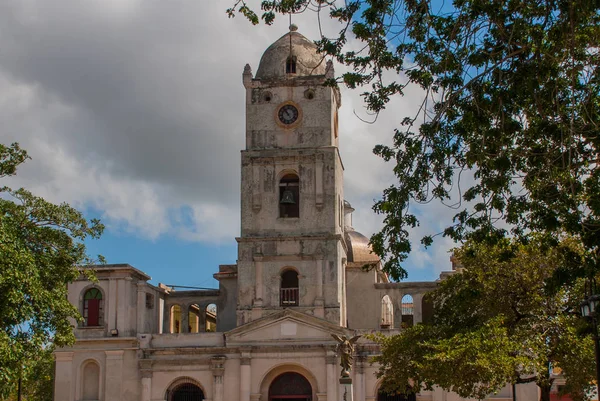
[280,189,296,204]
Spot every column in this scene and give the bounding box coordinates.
[326,350,337,401]
[105,350,124,400]
[240,349,252,401]
[314,256,325,318]
[413,293,424,324]
[253,254,264,320]
[163,303,171,333]
[355,356,365,401]
[117,277,132,334]
[108,278,118,333]
[137,282,146,333]
[211,356,226,401]
[252,164,262,211]
[315,154,324,207]
[181,304,190,333]
[54,352,74,401]
[140,359,152,401]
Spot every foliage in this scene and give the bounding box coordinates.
[2,345,55,401]
[0,143,104,398]
[227,0,600,281]
[371,237,596,401]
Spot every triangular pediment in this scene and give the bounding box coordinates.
[225,309,352,346]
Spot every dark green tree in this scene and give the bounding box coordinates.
[3,345,55,401]
[0,143,104,398]
[372,237,595,401]
[228,0,600,281]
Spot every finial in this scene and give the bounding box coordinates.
[243,64,253,87]
[325,60,335,79]
[289,23,298,32]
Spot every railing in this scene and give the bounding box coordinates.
[280,287,299,306]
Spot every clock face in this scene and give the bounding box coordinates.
[278,104,299,125]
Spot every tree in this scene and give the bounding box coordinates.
[3,345,55,401]
[372,237,596,401]
[227,0,600,282]
[0,143,104,398]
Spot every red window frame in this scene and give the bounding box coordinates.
[83,288,103,327]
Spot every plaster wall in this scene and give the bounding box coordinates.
[70,272,143,339]
[54,346,138,401]
[240,148,343,237]
[245,82,336,150]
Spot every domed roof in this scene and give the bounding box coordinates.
[255,27,327,79]
[345,230,380,264]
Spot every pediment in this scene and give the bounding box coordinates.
[225,309,351,346]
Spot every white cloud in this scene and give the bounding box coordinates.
[0,0,458,277]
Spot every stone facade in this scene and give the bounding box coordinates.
[54,28,539,401]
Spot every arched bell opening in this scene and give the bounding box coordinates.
[279,174,300,218]
[280,269,299,307]
[269,372,312,401]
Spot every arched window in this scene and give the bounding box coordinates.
[170,305,181,333]
[168,382,204,401]
[422,293,434,324]
[381,295,394,328]
[205,304,217,332]
[83,288,103,327]
[401,294,414,328]
[280,269,299,306]
[269,372,311,401]
[279,174,300,218]
[377,390,416,401]
[286,56,297,74]
[82,361,100,400]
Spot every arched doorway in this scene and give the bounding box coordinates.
[269,372,312,401]
[168,382,204,401]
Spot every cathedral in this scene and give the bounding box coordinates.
[53,27,539,401]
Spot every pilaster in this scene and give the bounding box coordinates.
[54,352,74,401]
[105,350,124,400]
[240,349,252,401]
[211,356,226,401]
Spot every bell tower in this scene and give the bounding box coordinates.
[236,26,347,326]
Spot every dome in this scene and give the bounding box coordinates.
[255,28,327,79]
[345,230,380,264]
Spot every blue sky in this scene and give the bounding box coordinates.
[1,0,457,288]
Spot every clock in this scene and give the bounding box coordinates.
[278,104,299,125]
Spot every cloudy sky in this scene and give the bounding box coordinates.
[0,0,457,287]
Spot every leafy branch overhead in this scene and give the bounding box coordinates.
[228,0,600,281]
[0,143,104,398]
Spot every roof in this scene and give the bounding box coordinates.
[344,230,380,264]
[255,28,327,80]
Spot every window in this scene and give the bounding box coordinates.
[170,305,182,333]
[279,174,299,218]
[83,288,103,327]
[145,293,154,309]
[401,294,414,328]
[205,304,217,332]
[280,269,299,306]
[286,56,297,74]
[381,295,394,328]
